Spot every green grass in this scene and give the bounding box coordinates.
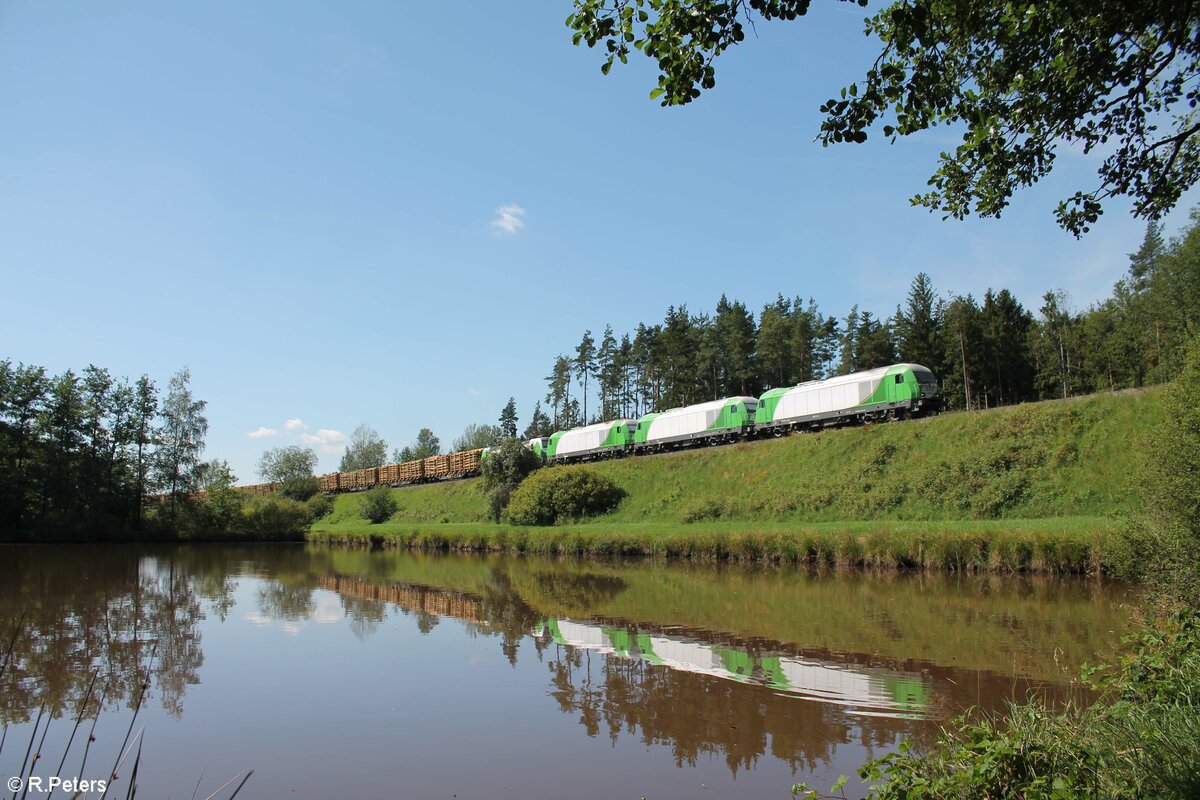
[310,390,1160,572]
[309,517,1120,572]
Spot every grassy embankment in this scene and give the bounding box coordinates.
[311,389,1160,572]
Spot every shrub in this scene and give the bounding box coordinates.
[680,497,724,523]
[794,611,1200,800]
[240,497,310,540]
[360,484,398,524]
[305,492,333,522]
[1137,334,1200,603]
[278,475,319,502]
[507,467,626,525]
[200,485,245,532]
[480,437,542,522]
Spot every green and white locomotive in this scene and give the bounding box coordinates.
[756,363,940,434]
[545,363,941,464]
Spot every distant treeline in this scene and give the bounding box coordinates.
[537,215,1200,430]
[0,363,208,533]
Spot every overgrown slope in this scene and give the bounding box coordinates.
[318,388,1160,527]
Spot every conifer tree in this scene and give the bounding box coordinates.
[499,397,519,437]
[575,330,597,422]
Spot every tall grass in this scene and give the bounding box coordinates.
[309,518,1116,573]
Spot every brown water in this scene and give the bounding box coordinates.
[0,544,1134,799]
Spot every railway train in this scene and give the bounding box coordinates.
[236,362,940,495]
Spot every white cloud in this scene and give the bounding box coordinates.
[490,203,525,234]
[313,595,345,624]
[285,418,307,432]
[300,428,348,454]
[246,427,278,439]
[468,387,484,396]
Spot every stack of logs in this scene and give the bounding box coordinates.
[249,446,486,495]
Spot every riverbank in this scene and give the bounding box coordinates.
[317,389,1161,528]
[307,390,1157,572]
[308,517,1119,572]
[3,390,1157,570]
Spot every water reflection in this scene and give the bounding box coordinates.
[542,619,930,717]
[0,547,206,722]
[0,544,1132,793]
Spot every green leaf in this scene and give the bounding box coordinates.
[831,774,849,793]
[649,87,665,100]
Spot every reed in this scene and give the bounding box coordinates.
[309,517,1117,573]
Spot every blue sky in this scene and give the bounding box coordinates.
[3,1,1198,481]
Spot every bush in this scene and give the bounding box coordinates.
[360,484,397,524]
[506,467,626,525]
[200,485,245,531]
[305,492,333,522]
[795,611,1200,800]
[279,475,319,502]
[1137,334,1200,604]
[240,497,310,540]
[480,437,542,522]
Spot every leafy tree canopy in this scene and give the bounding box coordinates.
[340,422,388,472]
[394,427,440,463]
[566,0,1200,235]
[258,445,319,500]
[196,459,237,491]
[453,422,503,452]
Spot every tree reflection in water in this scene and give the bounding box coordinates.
[1,547,204,722]
[0,544,1119,782]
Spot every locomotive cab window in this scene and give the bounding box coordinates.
[895,374,904,384]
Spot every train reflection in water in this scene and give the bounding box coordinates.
[538,619,930,718]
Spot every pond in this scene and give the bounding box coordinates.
[0,544,1134,799]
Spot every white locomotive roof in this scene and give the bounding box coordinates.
[776,364,934,394]
[806,366,891,388]
[653,396,757,419]
[557,419,633,437]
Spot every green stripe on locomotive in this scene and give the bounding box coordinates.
[755,387,791,425]
[707,397,756,431]
[760,656,788,690]
[715,646,755,680]
[525,437,550,460]
[633,413,659,444]
[860,364,921,407]
[636,633,664,665]
[882,675,931,710]
[602,420,637,448]
[605,627,634,657]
